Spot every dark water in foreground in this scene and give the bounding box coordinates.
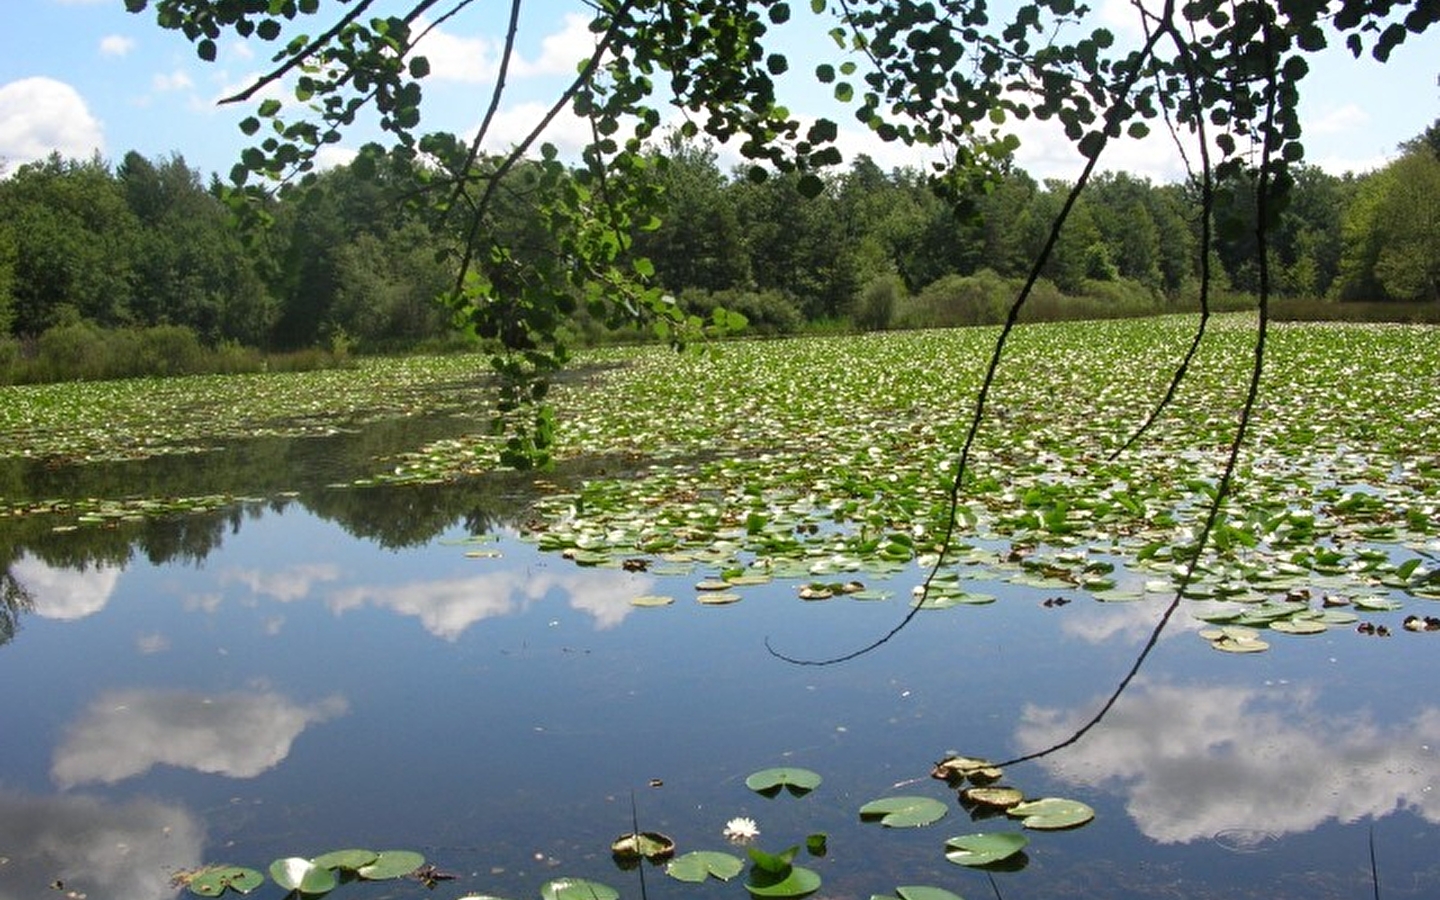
[2,435,1438,900]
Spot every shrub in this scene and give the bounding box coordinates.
[854,274,903,332]
[678,288,803,335]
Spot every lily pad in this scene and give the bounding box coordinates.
[269,857,337,895]
[1353,595,1404,611]
[744,851,822,900]
[1007,797,1095,830]
[185,866,264,896]
[666,851,744,883]
[311,849,378,871]
[611,831,675,862]
[944,832,1030,867]
[696,591,743,605]
[1269,618,1327,635]
[859,795,949,828]
[746,767,823,796]
[630,595,675,607]
[541,879,620,900]
[960,786,1024,809]
[875,887,968,900]
[356,849,425,880]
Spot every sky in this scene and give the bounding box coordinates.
[2,0,1438,186]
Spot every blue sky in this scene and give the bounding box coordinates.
[2,0,1438,185]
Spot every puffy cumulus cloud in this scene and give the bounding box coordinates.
[51,688,348,788]
[512,13,598,78]
[152,69,194,92]
[327,567,651,639]
[415,13,596,84]
[0,77,105,171]
[1015,679,1440,844]
[466,101,595,158]
[13,554,122,621]
[0,788,203,900]
[221,562,340,603]
[100,34,136,57]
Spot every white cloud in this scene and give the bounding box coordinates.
[415,20,496,83]
[512,13,597,78]
[314,143,359,171]
[0,77,105,170]
[222,562,340,602]
[468,101,595,157]
[1015,679,1440,844]
[52,688,348,788]
[152,69,194,92]
[0,788,203,900]
[14,553,122,621]
[100,34,135,57]
[327,567,650,639]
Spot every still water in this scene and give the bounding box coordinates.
[2,432,1438,900]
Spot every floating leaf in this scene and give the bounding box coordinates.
[667,851,744,883]
[1353,595,1404,611]
[1269,618,1327,635]
[630,595,674,607]
[356,850,425,880]
[877,886,968,900]
[961,787,1024,809]
[186,866,264,896]
[697,591,743,605]
[269,857,337,894]
[311,849,378,871]
[611,831,675,862]
[745,855,821,899]
[859,795,949,828]
[944,832,1029,867]
[541,878,620,900]
[1007,797,1095,830]
[746,767,822,796]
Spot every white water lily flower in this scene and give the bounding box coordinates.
[723,816,759,843]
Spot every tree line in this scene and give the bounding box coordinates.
[0,124,1436,379]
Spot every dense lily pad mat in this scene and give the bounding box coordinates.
[3,319,1438,635]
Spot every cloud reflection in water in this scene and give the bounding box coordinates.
[51,688,348,788]
[0,788,202,900]
[1015,679,1440,844]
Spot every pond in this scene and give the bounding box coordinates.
[2,319,1438,900]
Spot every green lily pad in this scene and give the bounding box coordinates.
[666,851,745,883]
[697,591,743,605]
[611,831,675,861]
[311,849,378,871]
[944,832,1030,867]
[1007,797,1095,830]
[541,878,620,900]
[186,865,264,896]
[269,857,337,895]
[875,886,968,900]
[630,594,674,607]
[1353,595,1404,611]
[1269,618,1328,634]
[356,849,425,880]
[745,860,821,898]
[859,795,949,828]
[746,767,823,796]
[961,786,1024,809]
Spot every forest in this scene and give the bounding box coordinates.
[1,120,1437,384]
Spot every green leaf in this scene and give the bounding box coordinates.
[186,866,264,896]
[858,795,949,828]
[1007,797,1095,830]
[892,886,967,900]
[311,849,378,871]
[541,879,619,900]
[944,832,1029,867]
[410,55,431,78]
[269,857,337,894]
[356,849,425,880]
[746,767,823,796]
[667,851,745,883]
[746,861,821,898]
